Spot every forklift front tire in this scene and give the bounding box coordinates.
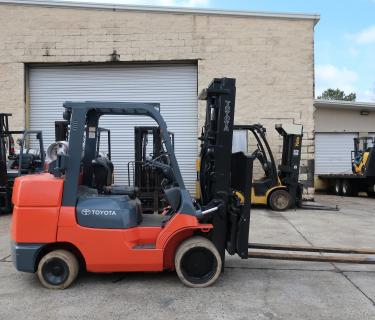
[175,236,222,288]
[37,249,79,289]
[268,189,291,211]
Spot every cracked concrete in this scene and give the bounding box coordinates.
[0,195,375,319]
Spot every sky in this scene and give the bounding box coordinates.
[62,0,375,102]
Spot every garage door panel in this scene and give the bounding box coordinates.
[29,64,197,191]
[315,133,357,174]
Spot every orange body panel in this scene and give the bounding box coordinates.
[12,173,64,207]
[12,207,60,243]
[56,206,212,273]
[12,173,63,243]
[155,214,211,249]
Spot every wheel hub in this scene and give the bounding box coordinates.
[42,258,69,285]
[275,194,288,208]
[180,247,217,284]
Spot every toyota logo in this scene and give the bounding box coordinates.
[81,208,91,215]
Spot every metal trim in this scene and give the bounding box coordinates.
[314,99,375,111]
[0,0,320,24]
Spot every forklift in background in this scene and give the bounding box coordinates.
[231,123,303,211]
[129,126,175,213]
[0,113,44,213]
[53,120,111,160]
[352,136,374,175]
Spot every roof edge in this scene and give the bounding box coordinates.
[0,0,320,23]
[314,99,375,111]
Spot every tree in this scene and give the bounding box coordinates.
[317,88,356,101]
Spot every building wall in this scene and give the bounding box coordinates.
[0,3,316,192]
[315,108,375,133]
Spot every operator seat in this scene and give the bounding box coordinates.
[91,156,139,199]
[92,157,113,187]
[87,156,143,226]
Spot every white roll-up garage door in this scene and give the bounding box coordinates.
[28,64,198,191]
[315,133,358,174]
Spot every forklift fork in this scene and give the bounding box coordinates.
[247,243,375,264]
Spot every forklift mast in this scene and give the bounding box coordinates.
[0,114,12,199]
[134,126,163,191]
[275,124,303,207]
[353,137,374,156]
[199,78,253,261]
[54,120,69,142]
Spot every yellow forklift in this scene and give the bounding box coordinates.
[232,123,303,211]
[352,136,374,175]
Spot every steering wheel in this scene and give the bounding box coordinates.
[143,156,175,183]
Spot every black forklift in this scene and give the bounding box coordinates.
[128,126,175,213]
[232,123,303,211]
[0,113,45,213]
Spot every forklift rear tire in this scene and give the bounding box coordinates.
[175,236,222,288]
[268,189,291,211]
[37,249,79,289]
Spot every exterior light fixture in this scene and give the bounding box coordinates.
[109,50,120,62]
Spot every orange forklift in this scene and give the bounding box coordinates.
[11,78,254,289]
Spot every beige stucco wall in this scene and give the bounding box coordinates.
[315,108,375,133]
[0,3,316,191]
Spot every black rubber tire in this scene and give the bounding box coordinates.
[175,236,222,288]
[334,180,342,196]
[268,189,292,211]
[342,180,354,196]
[37,249,79,289]
[367,191,375,198]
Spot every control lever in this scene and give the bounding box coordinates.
[196,206,219,220]
[202,206,219,215]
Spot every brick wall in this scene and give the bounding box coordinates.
[0,3,316,193]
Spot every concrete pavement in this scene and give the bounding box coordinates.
[1,194,375,319]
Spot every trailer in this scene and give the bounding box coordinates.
[318,137,375,197]
[318,173,375,197]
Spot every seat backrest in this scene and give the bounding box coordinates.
[164,187,181,212]
[92,157,114,188]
